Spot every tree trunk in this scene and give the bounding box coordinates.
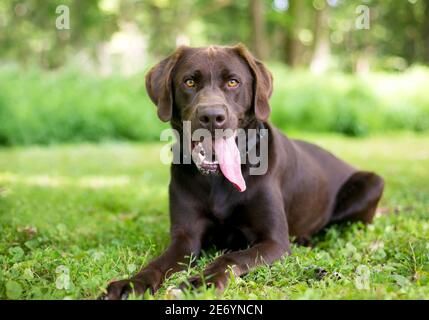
[250,0,268,60]
[283,0,302,67]
[423,0,429,64]
[310,5,331,73]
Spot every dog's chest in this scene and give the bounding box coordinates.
[205,177,238,221]
[207,190,234,221]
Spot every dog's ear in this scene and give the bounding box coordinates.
[233,44,273,122]
[145,47,186,122]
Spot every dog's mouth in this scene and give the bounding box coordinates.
[191,139,220,175]
[191,131,246,192]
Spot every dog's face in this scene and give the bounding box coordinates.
[146,45,273,188]
[173,47,253,133]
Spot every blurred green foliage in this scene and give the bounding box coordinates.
[270,64,429,136]
[1,0,429,69]
[1,64,429,145]
[0,64,166,145]
[1,0,429,145]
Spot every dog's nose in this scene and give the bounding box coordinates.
[198,106,226,130]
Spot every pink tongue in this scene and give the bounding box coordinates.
[214,136,246,192]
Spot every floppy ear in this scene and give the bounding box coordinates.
[233,44,273,122]
[145,47,185,122]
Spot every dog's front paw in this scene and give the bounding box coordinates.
[180,268,229,293]
[101,269,162,300]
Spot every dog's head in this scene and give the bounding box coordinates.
[146,44,273,191]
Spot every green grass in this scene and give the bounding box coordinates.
[0,132,428,300]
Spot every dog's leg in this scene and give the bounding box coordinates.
[182,194,290,292]
[330,171,385,224]
[182,239,289,291]
[103,224,204,300]
[103,185,208,300]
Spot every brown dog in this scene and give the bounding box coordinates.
[104,44,384,299]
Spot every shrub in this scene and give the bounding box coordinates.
[0,63,428,146]
[0,64,167,145]
[269,64,429,136]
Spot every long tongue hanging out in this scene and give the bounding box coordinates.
[214,136,246,192]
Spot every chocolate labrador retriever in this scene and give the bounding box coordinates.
[103,44,384,299]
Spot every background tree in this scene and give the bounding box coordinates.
[250,0,268,60]
[0,0,428,71]
[310,0,331,73]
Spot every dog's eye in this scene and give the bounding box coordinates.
[184,79,195,88]
[227,79,239,88]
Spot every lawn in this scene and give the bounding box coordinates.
[0,132,428,300]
